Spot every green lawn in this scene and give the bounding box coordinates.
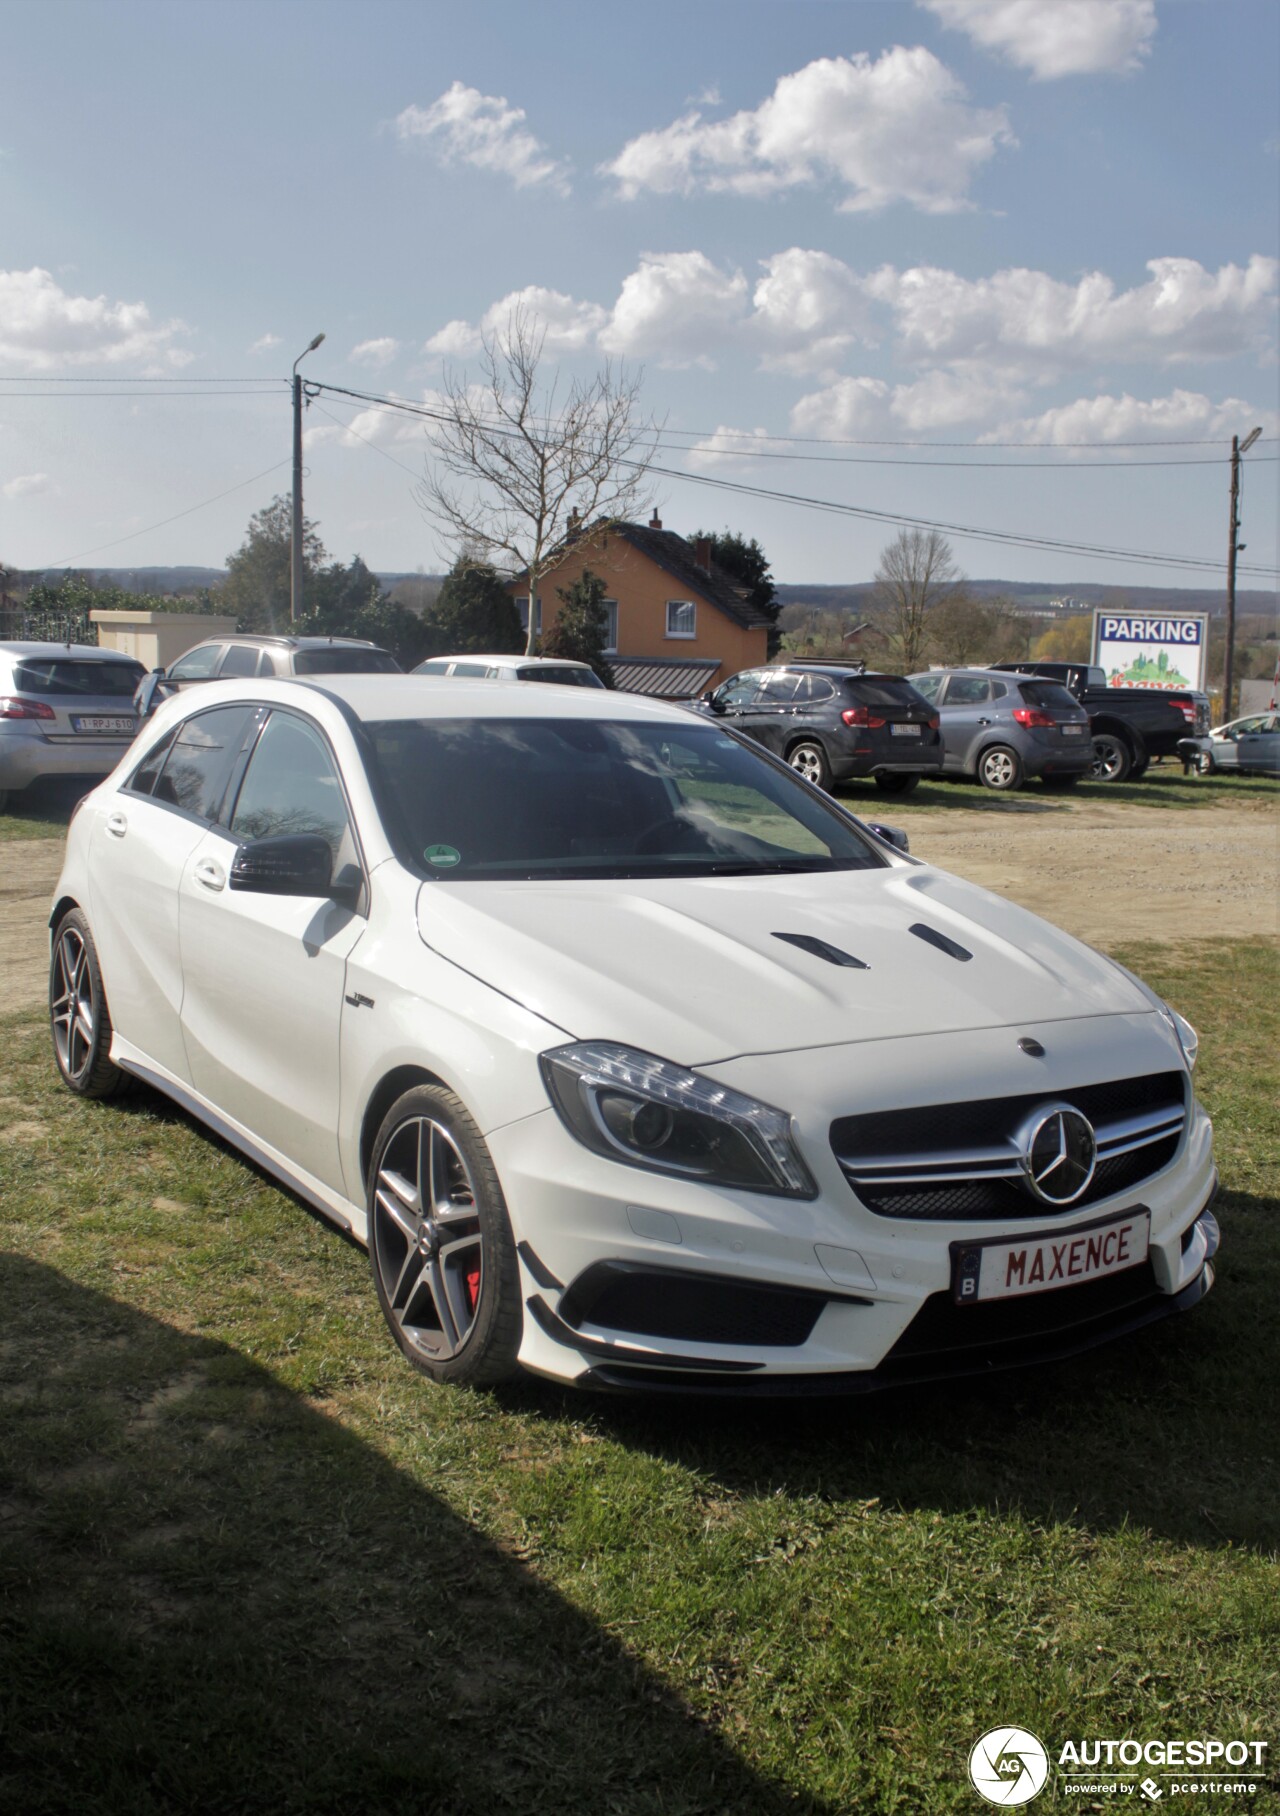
[834,765,1278,815]
[1,942,1277,1813]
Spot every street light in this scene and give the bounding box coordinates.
[1222,424,1262,723]
[292,333,326,622]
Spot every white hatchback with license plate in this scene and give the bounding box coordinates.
[48,675,1218,1394]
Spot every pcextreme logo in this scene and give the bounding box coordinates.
[967,1726,1271,1806]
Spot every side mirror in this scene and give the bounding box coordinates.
[702,691,726,713]
[866,822,910,854]
[230,833,335,898]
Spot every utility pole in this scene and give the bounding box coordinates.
[1223,425,1262,723]
[291,333,325,622]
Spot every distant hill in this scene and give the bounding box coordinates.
[775,580,1274,618]
[22,566,444,595]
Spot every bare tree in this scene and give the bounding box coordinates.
[873,529,961,674]
[416,310,655,655]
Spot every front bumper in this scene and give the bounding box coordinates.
[489,1027,1217,1392]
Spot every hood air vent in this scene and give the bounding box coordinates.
[773,932,869,970]
[908,923,973,963]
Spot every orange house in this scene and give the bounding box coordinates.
[512,515,772,697]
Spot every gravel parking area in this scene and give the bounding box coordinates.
[1,795,1275,1015]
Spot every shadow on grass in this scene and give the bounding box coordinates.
[833,767,1277,815]
[0,1252,830,1816]
[0,778,84,840]
[514,1185,1279,1559]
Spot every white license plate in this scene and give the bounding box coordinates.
[1062,723,1085,736]
[890,722,922,736]
[72,715,135,734]
[952,1209,1150,1304]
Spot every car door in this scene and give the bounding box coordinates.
[1235,714,1280,775]
[936,675,994,773]
[177,706,368,1194]
[88,704,258,1082]
[709,671,765,735]
[742,672,803,753]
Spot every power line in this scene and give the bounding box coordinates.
[41,457,292,569]
[310,384,1278,579]
[0,375,287,385]
[0,387,283,399]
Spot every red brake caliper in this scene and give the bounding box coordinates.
[465,1268,481,1312]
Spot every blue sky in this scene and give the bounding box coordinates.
[2,0,1277,592]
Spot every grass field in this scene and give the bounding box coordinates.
[1,941,1277,1814]
[832,766,1278,815]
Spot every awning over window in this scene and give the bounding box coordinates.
[609,655,722,699]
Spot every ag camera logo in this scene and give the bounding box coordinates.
[968,1726,1050,1806]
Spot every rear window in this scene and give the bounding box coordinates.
[292,647,399,675]
[517,667,603,688]
[845,676,925,708]
[1019,681,1082,714]
[12,658,144,697]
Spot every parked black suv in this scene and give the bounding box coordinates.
[697,663,943,793]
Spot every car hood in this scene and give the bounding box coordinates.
[415,863,1152,1065]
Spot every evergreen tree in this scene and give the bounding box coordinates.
[543,568,615,685]
[428,557,524,654]
[691,529,781,655]
[221,496,325,632]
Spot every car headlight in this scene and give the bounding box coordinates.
[539,1042,817,1198]
[1109,960,1198,1071]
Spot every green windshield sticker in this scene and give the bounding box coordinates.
[424,844,461,869]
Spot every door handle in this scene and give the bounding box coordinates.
[977,717,992,726]
[105,811,127,838]
[193,857,226,892]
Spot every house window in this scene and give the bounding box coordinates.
[666,600,696,639]
[602,600,618,654]
[516,596,542,637]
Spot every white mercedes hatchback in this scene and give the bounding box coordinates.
[49,676,1219,1392]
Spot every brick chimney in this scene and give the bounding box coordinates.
[567,507,581,533]
[648,510,662,530]
[694,536,712,571]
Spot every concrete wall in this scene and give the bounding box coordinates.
[90,611,237,671]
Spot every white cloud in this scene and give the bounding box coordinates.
[685,425,774,468]
[985,388,1277,446]
[249,333,281,354]
[395,83,570,194]
[790,368,1030,437]
[0,267,190,371]
[920,0,1156,80]
[425,287,608,360]
[599,253,749,366]
[3,471,51,499]
[601,47,1013,213]
[351,337,400,366]
[869,255,1279,368]
[749,248,875,376]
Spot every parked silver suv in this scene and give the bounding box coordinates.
[908,667,1093,791]
[136,634,400,718]
[0,642,146,813]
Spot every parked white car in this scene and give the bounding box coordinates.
[414,653,604,688]
[49,676,1218,1391]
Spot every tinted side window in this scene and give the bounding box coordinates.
[943,677,992,706]
[126,727,178,796]
[292,648,399,675]
[990,681,1008,700]
[759,673,802,703]
[229,711,351,861]
[169,645,224,681]
[218,644,260,678]
[910,674,942,703]
[449,661,490,678]
[152,707,254,821]
[716,673,763,708]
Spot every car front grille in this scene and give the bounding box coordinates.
[831,1071,1186,1221]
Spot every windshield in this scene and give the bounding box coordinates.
[366,717,887,881]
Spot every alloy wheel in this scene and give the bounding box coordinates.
[50,924,97,1086]
[372,1116,485,1363]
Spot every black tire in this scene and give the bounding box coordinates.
[1129,751,1150,780]
[874,772,921,795]
[976,744,1023,791]
[1041,773,1079,791]
[786,740,832,790]
[0,789,9,815]
[1195,751,1215,776]
[1090,732,1132,783]
[367,1084,521,1386]
[49,908,133,1099]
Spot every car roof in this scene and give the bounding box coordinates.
[429,653,593,670]
[190,633,384,651]
[0,641,143,661]
[778,664,906,681]
[154,673,698,728]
